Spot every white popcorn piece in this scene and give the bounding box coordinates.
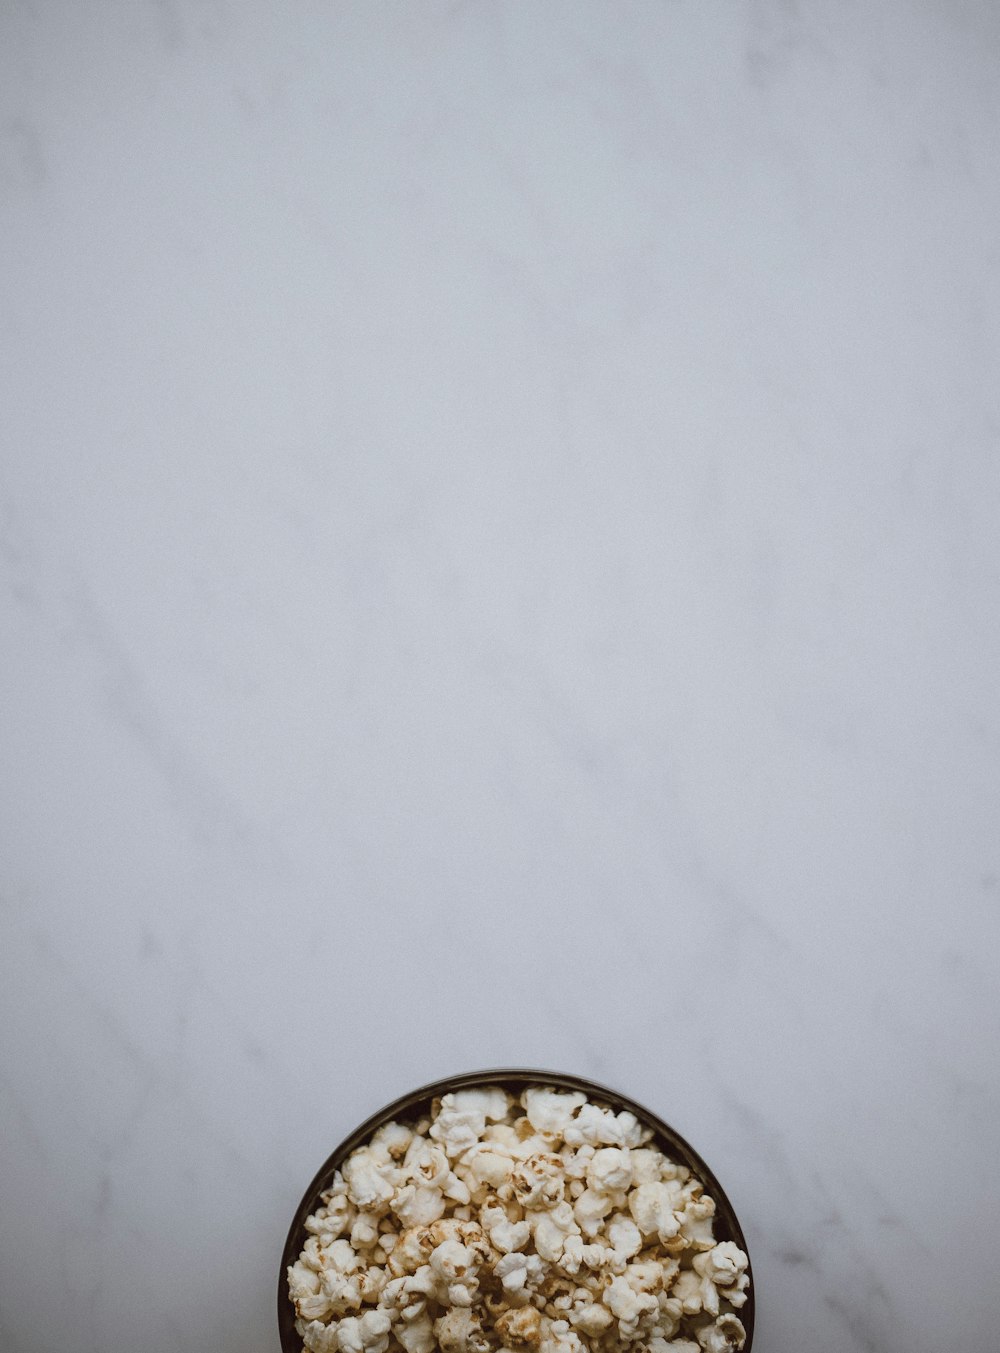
[351,1214,381,1249]
[672,1270,711,1317]
[507,1130,556,1164]
[629,1149,668,1185]
[538,1317,585,1353]
[344,1150,396,1211]
[406,1141,452,1188]
[653,1294,684,1341]
[429,1240,476,1284]
[460,1144,516,1190]
[431,1092,507,1158]
[484,1122,522,1150]
[337,1311,393,1353]
[494,1250,546,1293]
[392,1184,447,1228]
[624,1259,664,1293]
[606,1216,643,1259]
[370,1122,414,1162]
[451,1088,512,1122]
[319,1270,362,1316]
[306,1194,354,1244]
[447,1279,479,1307]
[629,1181,684,1242]
[563,1104,644,1149]
[604,1275,659,1324]
[696,1314,747,1353]
[491,1218,532,1253]
[357,1267,388,1303]
[573,1187,614,1237]
[570,1302,613,1336]
[297,1292,334,1322]
[394,1315,436,1353]
[327,1171,349,1198]
[587,1148,634,1195]
[302,1318,341,1353]
[692,1242,749,1307]
[521,1088,588,1138]
[512,1155,566,1210]
[531,1202,579,1263]
[560,1143,595,1180]
[494,1304,542,1346]
[445,1173,472,1202]
[404,1265,438,1300]
[325,1240,362,1275]
[676,1195,717,1251]
[557,1233,585,1275]
[480,1200,510,1231]
[434,1307,493,1353]
[288,1260,323,1301]
[386,1227,435,1276]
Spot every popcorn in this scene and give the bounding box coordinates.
[386,1227,433,1277]
[563,1104,646,1149]
[606,1216,642,1259]
[434,1308,492,1353]
[343,1150,396,1211]
[459,1144,515,1193]
[297,1292,334,1322]
[587,1148,633,1195]
[494,1250,546,1293]
[337,1311,393,1353]
[406,1141,450,1187]
[450,1088,512,1122]
[557,1233,586,1275]
[604,1274,659,1321]
[539,1318,585,1353]
[429,1090,510,1160]
[394,1316,434,1353]
[629,1149,668,1185]
[522,1089,588,1137]
[629,1181,684,1243]
[289,1261,323,1302]
[672,1270,710,1317]
[371,1123,414,1163]
[693,1243,750,1310]
[569,1302,612,1336]
[495,1304,542,1346]
[573,1187,614,1237]
[696,1314,747,1352]
[511,1154,566,1210]
[352,1215,381,1249]
[490,1218,531,1253]
[677,1194,717,1252]
[302,1319,341,1353]
[289,1087,750,1353]
[624,1259,664,1293]
[392,1185,446,1229]
[532,1202,578,1262]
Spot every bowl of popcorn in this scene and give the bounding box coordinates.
[279,1070,754,1353]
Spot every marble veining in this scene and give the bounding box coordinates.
[2,3,999,1350]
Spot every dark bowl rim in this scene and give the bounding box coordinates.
[278,1067,754,1352]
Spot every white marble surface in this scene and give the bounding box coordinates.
[2,2,999,1350]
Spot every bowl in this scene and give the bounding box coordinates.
[278,1068,754,1352]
